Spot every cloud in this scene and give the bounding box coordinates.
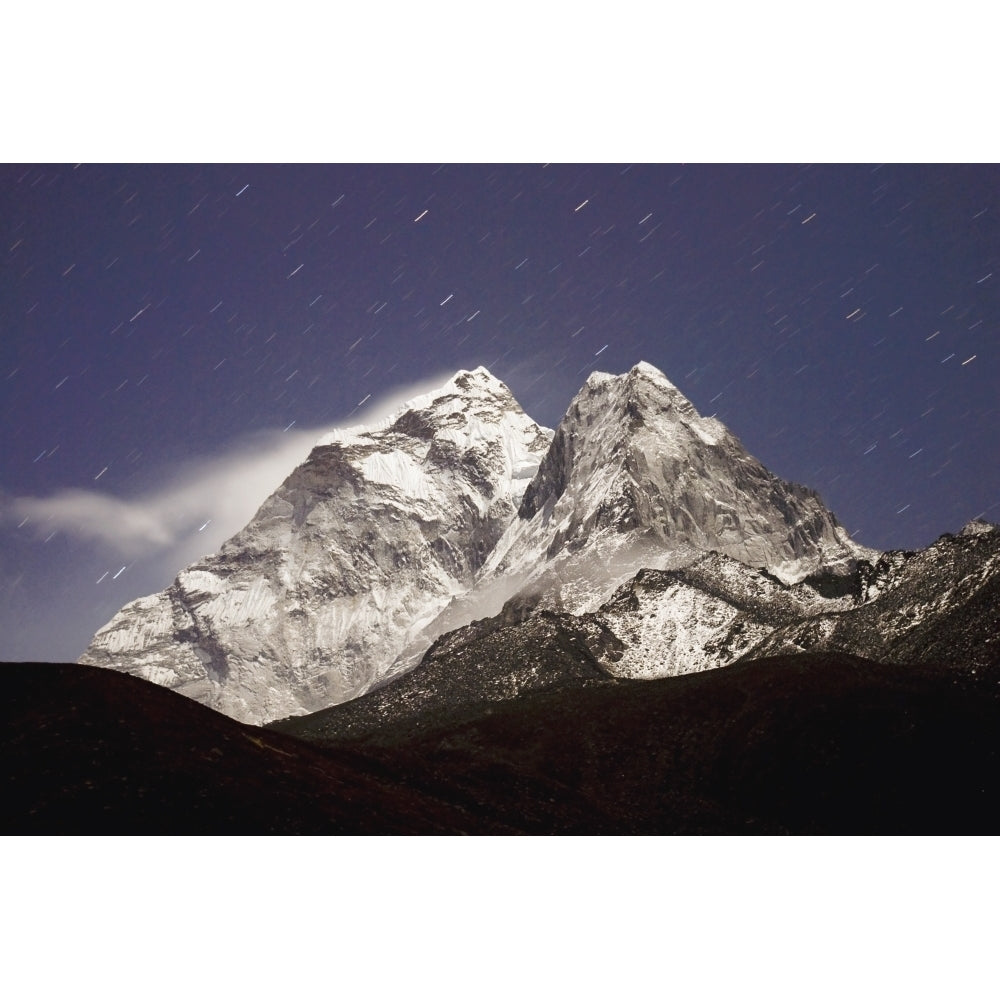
[323,368,463,430]
[4,371,458,561]
[9,488,177,551]
[7,429,321,558]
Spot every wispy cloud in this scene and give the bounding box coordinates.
[7,429,321,558]
[9,487,176,551]
[4,371,458,561]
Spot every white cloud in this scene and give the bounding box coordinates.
[5,371,458,562]
[8,428,320,558]
[9,487,177,552]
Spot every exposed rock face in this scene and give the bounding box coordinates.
[273,609,622,744]
[444,362,872,625]
[586,554,844,681]
[83,361,882,726]
[80,369,552,724]
[582,522,1000,681]
[743,520,1000,671]
[278,521,999,746]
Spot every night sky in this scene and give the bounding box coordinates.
[2,163,998,662]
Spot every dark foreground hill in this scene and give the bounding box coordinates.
[2,661,493,834]
[5,655,1000,834]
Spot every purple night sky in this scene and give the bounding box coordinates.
[3,163,996,663]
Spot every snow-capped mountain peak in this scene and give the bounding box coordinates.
[480,361,872,619]
[959,518,998,538]
[82,361,876,725]
[80,367,552,724]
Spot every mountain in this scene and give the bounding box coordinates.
[81,361,872,725]
[435,362,872,629]
[744,519,1000,670]
[591,520,1000,680]
[80,368,552,725]
[2,661,495,834]
[33,358,1000,833]
[269,607,623,744]
[276,520,1000,746]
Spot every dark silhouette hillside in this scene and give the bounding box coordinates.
[6,654,1000,834]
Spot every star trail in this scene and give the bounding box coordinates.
[2,163,998,662]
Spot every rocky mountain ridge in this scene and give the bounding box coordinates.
[511,363,866,579]
[84,361,918,727]
[275,521,1000,745]
[380,362,875,675]
[80,368,552,724]
[744,519,1000,670]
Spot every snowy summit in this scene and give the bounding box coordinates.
[83,362,874,724]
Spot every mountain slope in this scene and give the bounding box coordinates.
[368,651,1000,835]
[269,608,623,744]
[10,654,1000,834]
[81,361,874,725]
[455,362,872,625]
[275,520,999,744]
[80,369,552,725]
[2,661,507,834]
[743,520,1000,671]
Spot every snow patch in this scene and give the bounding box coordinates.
[357,450,432,500]
[178,569,226,598]
[631,360,678,390]
[688,417,725,446]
